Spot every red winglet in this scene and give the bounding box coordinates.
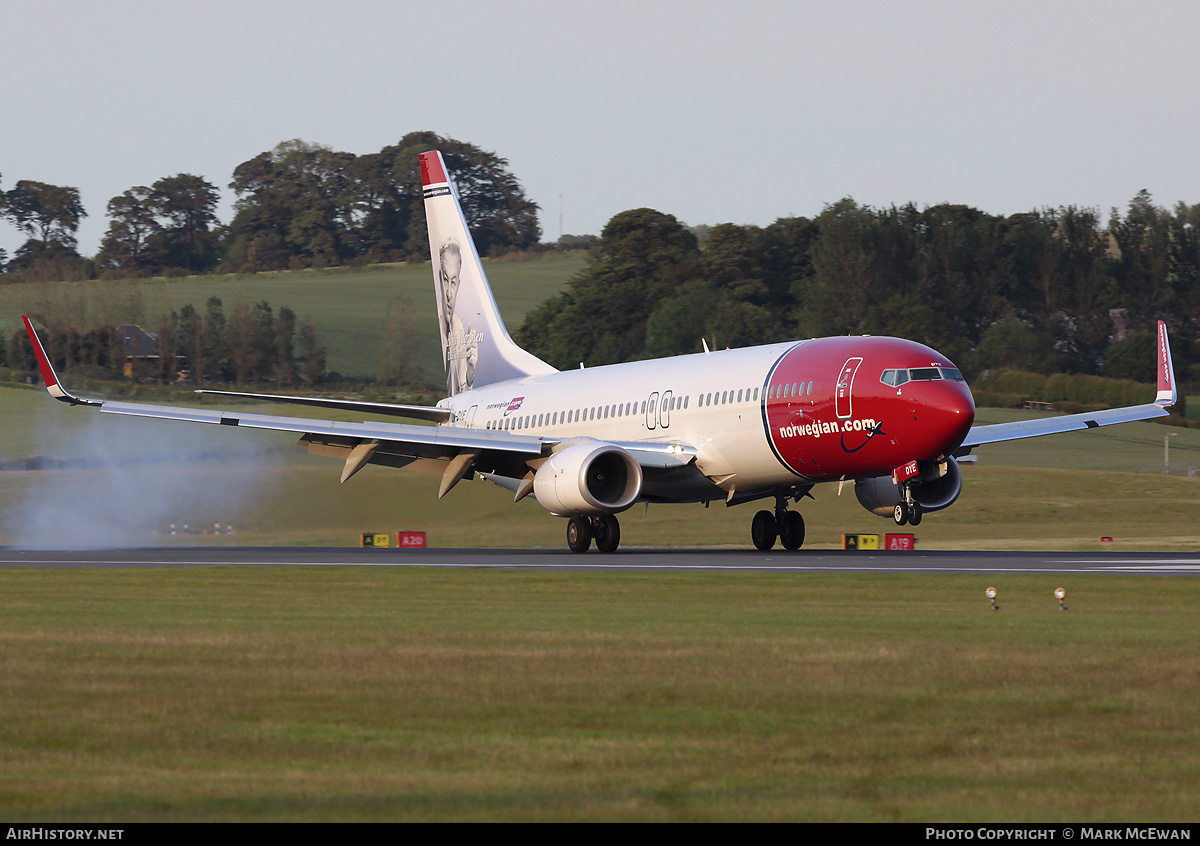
[1156,320,1177,407]
[21,315,96,405]
[420,151,448,187]
[22,315,59,391]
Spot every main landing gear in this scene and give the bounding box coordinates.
[567,514,621,554]
[751,495,806,551]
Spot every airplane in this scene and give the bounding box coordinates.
[21,151,1179,553]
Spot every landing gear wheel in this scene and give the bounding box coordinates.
[567,516,593,553]
[908,503,922,527]
[893,503,909,526]
[751,510,777,551]
[779,511,806,550]
[594,514,621,554]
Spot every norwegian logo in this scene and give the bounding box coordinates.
[504,397,525,416]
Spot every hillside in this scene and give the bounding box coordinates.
[0,252,587,383]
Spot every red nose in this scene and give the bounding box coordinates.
[933,384,976,452]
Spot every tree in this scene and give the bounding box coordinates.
[1109,190,1171,333]
[3,180,86,249]
[276,307,297,384]
[386,132,542,258]
[298,319,326,384]
[380,296,421,386]
[150,174,221,272]
[2,180,89,280]
[97,174,221,275]
[225,140,357,271]
[176,304,204,383]
[97,186,159,273]
[202,297,228,382]
[155,311,179,384]
[517,208,700,367]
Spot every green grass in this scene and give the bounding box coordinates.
[0,253,585,381]
[1,567,1199,821]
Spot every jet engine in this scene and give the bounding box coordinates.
[854,456,963,517]
[532,442,643,517]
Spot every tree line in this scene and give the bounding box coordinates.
[6,299,327,387]
[0,132,541,281]
[517,194,1200,381]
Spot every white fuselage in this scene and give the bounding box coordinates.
[442,342,801,493]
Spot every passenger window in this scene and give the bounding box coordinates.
[737,389,743,402]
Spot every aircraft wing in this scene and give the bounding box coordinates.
[961,320,1178,449]
[20,316,698,491]
[193,389,455,423]
[21,315,547,484]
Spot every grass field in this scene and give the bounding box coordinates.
[0,253,586,382]
[2,567,1199,821]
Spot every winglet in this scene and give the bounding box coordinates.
[21,315,101,406]
[1156,320,1177,407]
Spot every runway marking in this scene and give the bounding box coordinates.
[267,562,1173,574]
[1092,565,1200,571]
[1066,559,1200,565]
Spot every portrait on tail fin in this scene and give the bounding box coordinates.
[437,238,477,394]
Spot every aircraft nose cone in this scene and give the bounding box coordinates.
[937,384,976,449]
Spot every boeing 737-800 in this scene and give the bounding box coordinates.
[22,151,1179,553]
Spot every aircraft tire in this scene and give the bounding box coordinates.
[893,504,909,526]
[594,514,621,553]
[751,510,777,550]
[567,516,593,553]
[779,511,805,550]
[908,503,923,526]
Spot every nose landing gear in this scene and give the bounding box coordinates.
[892,496,922,527]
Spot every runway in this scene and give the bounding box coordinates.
[3,547,1200,575]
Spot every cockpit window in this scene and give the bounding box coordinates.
[883,366,963,386]
[909,367,942,381]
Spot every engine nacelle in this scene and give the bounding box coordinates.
[532,442,643,517]
[854,456,963,517]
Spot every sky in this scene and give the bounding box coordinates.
[2,0,1199,258]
